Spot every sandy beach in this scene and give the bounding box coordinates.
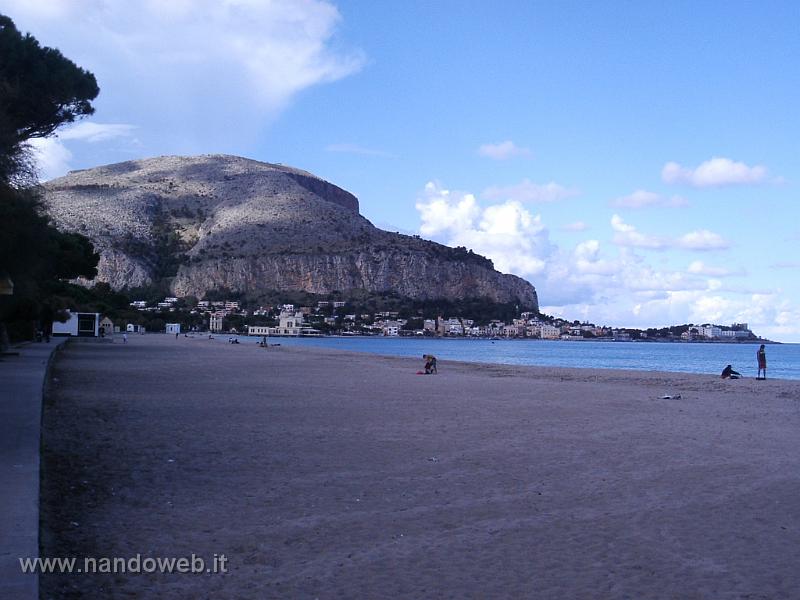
[40,335,800,599]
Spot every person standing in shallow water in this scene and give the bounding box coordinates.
[757,344,767,380]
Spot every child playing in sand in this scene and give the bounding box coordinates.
[423,354,438,374]
[721,365,741,379]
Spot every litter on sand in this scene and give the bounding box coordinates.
[660,394,682,399]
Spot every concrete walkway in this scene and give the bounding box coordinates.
[0,338,67,600]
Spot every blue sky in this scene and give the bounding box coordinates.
[3,1,799,340]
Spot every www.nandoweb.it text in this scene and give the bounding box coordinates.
[19,553,228,574]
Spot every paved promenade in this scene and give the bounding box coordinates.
[0,338,67,600]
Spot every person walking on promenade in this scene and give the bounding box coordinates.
[757,344,767,380]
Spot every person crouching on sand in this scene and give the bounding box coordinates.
[721,364,741,379]
[423,354,438,374]
[757,344,767,380]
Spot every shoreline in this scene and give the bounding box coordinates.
[203,333,797,381]
[40,335,800,598]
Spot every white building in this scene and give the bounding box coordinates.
[209,313,224,332]
[247,325,271,336]
[267,310,318,336]
[166,323,181,334]
[540,324,561,339]
[698,325,722,339]
[382,321,400,336]
[52,311,101,337]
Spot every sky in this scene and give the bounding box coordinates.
[3,0,799,341]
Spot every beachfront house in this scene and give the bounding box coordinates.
[262,310,319,336]
[247,325,270,336]
[52,311,101,337]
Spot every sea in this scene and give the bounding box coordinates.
[222,335,800,381]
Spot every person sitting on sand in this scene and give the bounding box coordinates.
[721,364,741,379]
[757,344,767,380]
[423,354,438,374]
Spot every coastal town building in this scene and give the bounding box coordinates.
[382,321,400,336]
[247,325,270,336]
[120,292,761,342]
[539,324,561,339]
[209,313,223,333]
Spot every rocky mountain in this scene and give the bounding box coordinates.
[42,155,538,308]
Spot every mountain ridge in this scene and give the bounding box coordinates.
[42,154,539,309]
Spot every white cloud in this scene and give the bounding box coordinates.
[687,260,738,277]
[4,0,365,169]
[610,216,729,252]
[477,140,532,160]
[610,215,668,249]
[4,0,366,112]
[28,137,73,182]
[416,182,551,278]
[27,121,137,180]
[58,122,137,143]
[610,189,688,208]
[662,157,768,187]
[482,179,578,204]
[677,230,730,251]
[415,181,800,341]
[416,183,481,238]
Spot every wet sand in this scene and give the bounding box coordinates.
[40,335,800,599]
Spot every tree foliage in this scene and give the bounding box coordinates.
[0,14,100,343]
[0,14,99,185]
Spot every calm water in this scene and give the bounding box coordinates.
[240,336,800,380]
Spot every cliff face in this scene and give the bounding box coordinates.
[43,155,538,308]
